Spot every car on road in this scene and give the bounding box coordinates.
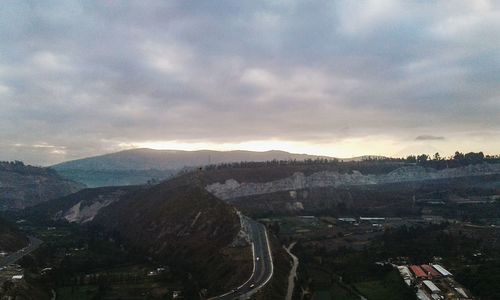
[256,256,260,261]
[249,284,255,288]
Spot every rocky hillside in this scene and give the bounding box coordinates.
[182,161,500,216]
[95,179,252,295]
[27,185,142,224]
[0,161,85,210]
[51,148,335,187]
[30,176,252,296]
[0,217,28,252]
[206,163,500,200]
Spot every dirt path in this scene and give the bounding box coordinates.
[284,242,299,300]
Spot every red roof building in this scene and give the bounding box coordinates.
[410,265,427,278]
[421,264,440,278]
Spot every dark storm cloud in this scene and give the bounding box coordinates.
[1,0,500,165]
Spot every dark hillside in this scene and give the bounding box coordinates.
[0,217,28,252]
[232,175,500,217]
[198,160,408,184]
[92,177,252,295]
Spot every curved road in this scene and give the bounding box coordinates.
[210,218,273,300]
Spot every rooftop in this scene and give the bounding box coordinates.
[423,280,441,293]
[431,264,452,276]
[410,265,427,278]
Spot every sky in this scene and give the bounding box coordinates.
[1,0,499,166]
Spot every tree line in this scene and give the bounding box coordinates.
[0,160,58,176]
[405,151,500,169]
[199,151,500,171]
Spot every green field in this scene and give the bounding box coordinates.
[56,286,99,300]
[313,283,359,300]
[354,271,415,300]
[314,290,332,300]
[266,216,331,235]
[56,280,178,300]
[330,283,359,300]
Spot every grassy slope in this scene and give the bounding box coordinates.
[354,270,415,300]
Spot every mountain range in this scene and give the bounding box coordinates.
[52,148,339,187]
[53,148,336,171]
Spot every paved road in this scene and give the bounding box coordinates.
[0,236,43,268]
[210,218,273,300]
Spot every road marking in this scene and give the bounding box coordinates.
[236,240,256,290]
[259,226,274,287]
[208,217,257,300]
[239,223,274,299]
[209,220,274,300]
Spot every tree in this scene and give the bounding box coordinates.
[270,221,280,234]
[453,151,465,161]
[464,151,484,163]
[417,154,429,164]
[406,155,417,163]
[433,152,441,161]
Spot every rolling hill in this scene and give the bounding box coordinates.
[51,148,336,187]
[53,148,335,171]
[94,178,251,294]
[31,175,253,296]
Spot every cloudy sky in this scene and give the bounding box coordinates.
[1,0,499,165]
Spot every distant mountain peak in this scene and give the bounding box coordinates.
[53,148,337,171]
[51,148,339,187]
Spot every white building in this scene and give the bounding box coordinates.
[431,264,452,277]
[397,266,414,286]
[423,280,441,294]
[12,275,23,281]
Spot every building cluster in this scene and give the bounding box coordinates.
[397,264,473,300]
[0,264,24,284]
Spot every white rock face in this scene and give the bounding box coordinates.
[57,189,129,224]
[206,163,500,200]
[64,198,117,224]
[230,212,251,247]
[285,201,304,211]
